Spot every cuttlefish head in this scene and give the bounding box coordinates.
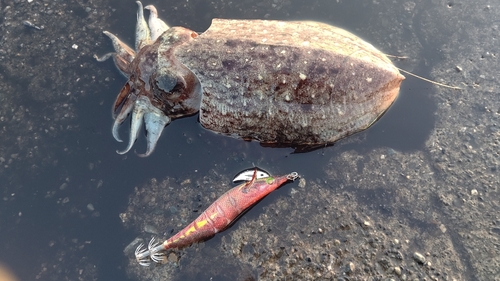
[96,2,201,157]
[112,27,201,157]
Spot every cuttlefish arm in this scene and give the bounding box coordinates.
[112,83,136,143]
[135,1,151,50]
[93,31,136,77]
[94,1,152,75]
[144,5,170,41]
[140,101,171,157]
[115,96,171,157]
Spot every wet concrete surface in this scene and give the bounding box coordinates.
[0,0,498,280]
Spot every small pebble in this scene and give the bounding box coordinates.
[298,178,306,188]
[168,252,178,263]
[87,203,94,211]
[345,262,355,273]
[123,237,142,254]
[23,20,41,30]
[143,224,159,234]
[439,224,447,233]
[169,206,178,214]
[413,252,426,264]
[471,189,478,195]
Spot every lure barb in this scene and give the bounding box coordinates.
[135,237,165,266]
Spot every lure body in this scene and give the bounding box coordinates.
[97,2,404,156]
[135,171,299,265]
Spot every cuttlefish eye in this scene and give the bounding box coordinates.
[153,75,187,102]
[155,75,178,93]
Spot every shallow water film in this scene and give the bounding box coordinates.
[0,0,498,280]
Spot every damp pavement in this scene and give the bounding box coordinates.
[0,0,498,280]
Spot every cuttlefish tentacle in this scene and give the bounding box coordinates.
[144,5,170,42]
[113,82,132,118]
[135,1,151,50]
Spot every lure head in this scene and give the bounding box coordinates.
[239,174,287,196]
[252,171,299,193]
[233,167,271,183]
